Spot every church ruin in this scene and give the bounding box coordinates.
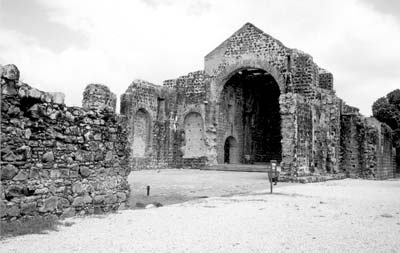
[1,23,397,220]
[119,23,396,178]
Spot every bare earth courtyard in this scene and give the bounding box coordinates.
[1,170,400,253]
[128,169,290,207]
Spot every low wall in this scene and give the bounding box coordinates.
[1,65,130,221]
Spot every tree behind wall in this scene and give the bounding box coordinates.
[372,89,400,173]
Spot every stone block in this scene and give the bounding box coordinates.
[21,202,37,215]
[13,170,28,181]
[42,151,54,163]
[39,196,58,212]
[1,164,18,180]
[7,205,21,217]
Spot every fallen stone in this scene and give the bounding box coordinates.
[153,202,163,207]
[145,204,156,209]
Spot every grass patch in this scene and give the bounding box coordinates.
[0,215,74,239]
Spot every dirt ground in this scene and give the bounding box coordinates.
[128,169,288,207]
[1,170,400,252]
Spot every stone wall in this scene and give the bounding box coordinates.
[340,110,395,179]
[165,71,210,168]
[120,80,170,170]
[311,89,341,174]
[1,65,130,221]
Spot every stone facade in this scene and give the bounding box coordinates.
[119,23,396,179]
[0,23,397,221]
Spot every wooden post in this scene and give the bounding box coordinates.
[270,171,273,193]
[146,185,150,196]
[270,160,277,194]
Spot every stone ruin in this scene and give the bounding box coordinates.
[1,64,130,220]
[0,23,397,221]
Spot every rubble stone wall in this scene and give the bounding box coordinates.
[1,66,130,221]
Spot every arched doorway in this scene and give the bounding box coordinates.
[224,136,238,164]
[132,108,151,157]
[218,68,282,164]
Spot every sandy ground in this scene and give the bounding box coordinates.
[1,175,400,252]
[128,169,289,207]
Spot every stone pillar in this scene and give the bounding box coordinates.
[82,84,117,112]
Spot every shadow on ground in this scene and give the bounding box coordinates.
[128,169,290,209]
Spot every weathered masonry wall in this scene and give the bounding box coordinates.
[120,80,170,170]
[164,71,210,169]
[340,107,396,179]
[1,65,130,221]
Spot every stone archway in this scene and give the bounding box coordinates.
[132,108,151,157]
[216,68,282,164]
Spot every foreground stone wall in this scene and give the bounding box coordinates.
[1,65,130,221]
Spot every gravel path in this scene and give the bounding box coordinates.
[2,179,400,252]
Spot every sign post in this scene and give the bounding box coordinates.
[269,160,277,194]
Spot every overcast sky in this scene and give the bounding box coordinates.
[1,0,399,115]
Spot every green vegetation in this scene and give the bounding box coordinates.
[0,215,74,239]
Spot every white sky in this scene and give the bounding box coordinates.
[0,0,399,115]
